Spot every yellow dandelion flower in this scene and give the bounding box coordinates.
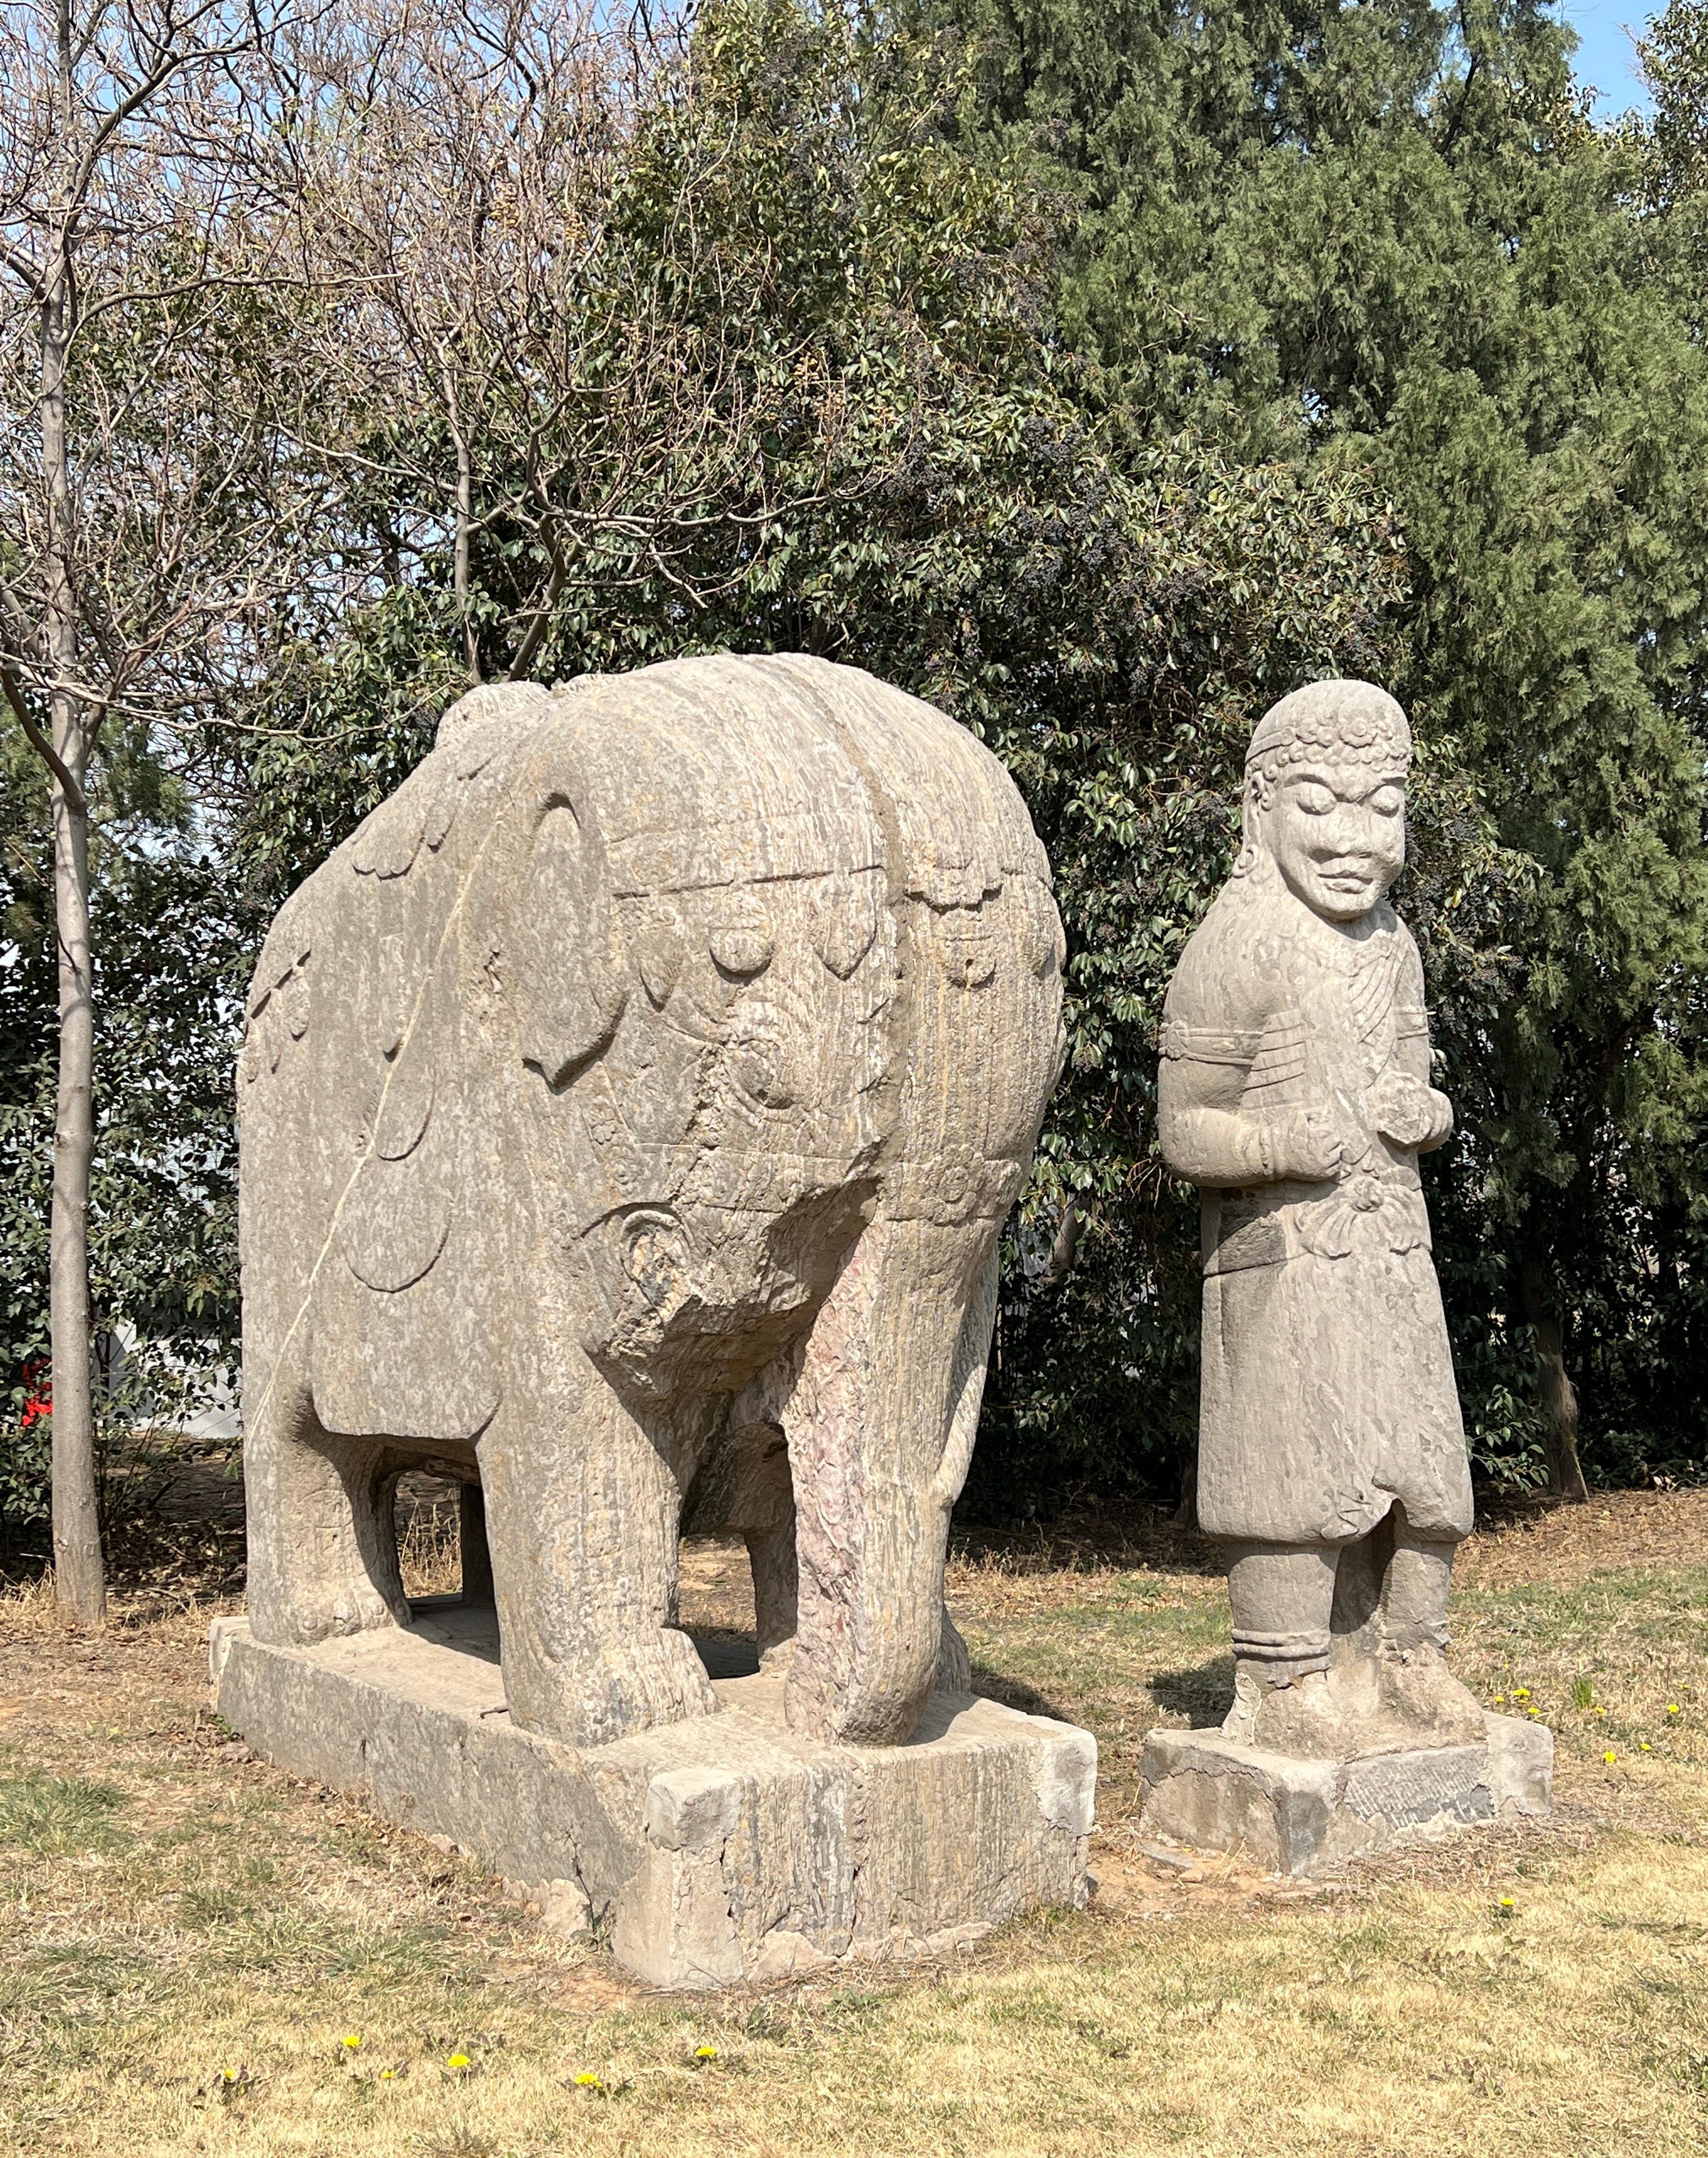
[694,2045,718,2061]
[1493,1694,1506,1706]
[1602,1750,1617,1765]
[1640,1742,1652,1753]
[342,2033,363,2052]
[380,2068,398,2082]
[1513,1687,1531,1702]
[1594,1706,1606,1717]
[447,2053,472,2071]
[1668,1704,1682,1716]
[575,2070,603,2089]
[1498,1897,1514,1910]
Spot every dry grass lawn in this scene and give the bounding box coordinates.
[2,1488,1705,2156]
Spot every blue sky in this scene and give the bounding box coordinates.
[1559,0,1655,117]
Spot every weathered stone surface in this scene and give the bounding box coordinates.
[211,1612,1095,1989]
[237,654,1066,1756]
[1153,680,1554,1818]
[1138,1714,1552,1876]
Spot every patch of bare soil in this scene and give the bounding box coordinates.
[677,1534,758,1634]
[1456,1485,1708,1590]
[0,1598,221,1732]
[0,1604,260,1852]
[952,1502,1223,1578]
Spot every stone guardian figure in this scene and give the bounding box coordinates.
[1156,680,1485,1763]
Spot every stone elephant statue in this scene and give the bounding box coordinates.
[238,654,1065,1750]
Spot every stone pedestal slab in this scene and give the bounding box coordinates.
[211,1609,1095,1989]
[1138,1712,1552,1877]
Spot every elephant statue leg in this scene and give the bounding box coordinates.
[707,1419,799,1672]
[243,1362,408,1646]
[937,1609,974,1693]
[783,1218,999,1744]
[458,1480,495,1604]
[745,1519,799,1671]
[478,1359,718,1749]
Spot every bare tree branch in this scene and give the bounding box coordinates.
[0,236,49,292]
[1,657,86,808]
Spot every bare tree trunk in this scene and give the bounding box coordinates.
[49,708,103,1621]
[1519,1251,1589,1506]
[42,164,105,1621]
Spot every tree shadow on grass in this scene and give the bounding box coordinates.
[969,1654,1236,1733]
[968,1661,1082,1723]
[1149,1655,1236,1728]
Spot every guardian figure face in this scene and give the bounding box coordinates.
[1261,758,1406,924]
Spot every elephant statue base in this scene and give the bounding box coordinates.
[211,1606,1094,1988]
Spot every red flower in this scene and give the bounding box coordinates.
[19,1361,50,1429]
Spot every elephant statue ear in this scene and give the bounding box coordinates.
[513,775,630,1089]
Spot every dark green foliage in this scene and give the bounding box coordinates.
[913,0,1708,1496]
[0,780,249,1554]
[0,736,55,1539]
